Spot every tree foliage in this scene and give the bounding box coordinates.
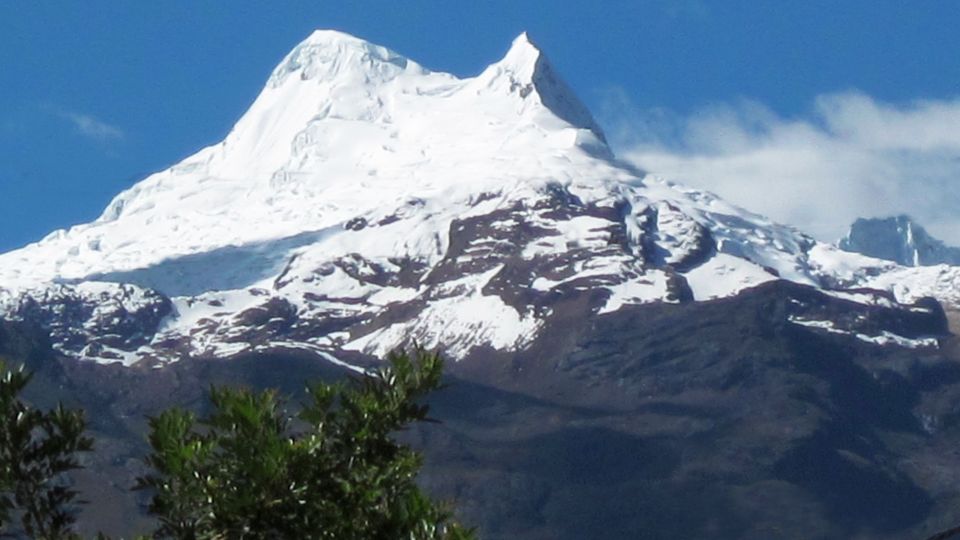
[136,346,472,539]
[0,359,92,539]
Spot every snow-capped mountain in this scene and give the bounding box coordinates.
[839,215,960,267]
[8,30,960,540]
[0,30,955,367]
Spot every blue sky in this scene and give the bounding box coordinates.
[3,1,960,251]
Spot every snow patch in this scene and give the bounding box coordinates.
[599,270,674,314]
[346,266,540,359]
[683,254,776,301]
[788,316,939,349]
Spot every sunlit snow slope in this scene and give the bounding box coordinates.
[0,30,954,366]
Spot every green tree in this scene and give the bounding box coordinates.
[0,359,93,540]
[136,347,473,539]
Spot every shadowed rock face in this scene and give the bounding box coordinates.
[4,280,960,540]
[5,285,172,363]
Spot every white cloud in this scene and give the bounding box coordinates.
[602,90,960,244]
[60,111,125,142]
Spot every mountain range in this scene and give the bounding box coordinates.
[2,31,960,539]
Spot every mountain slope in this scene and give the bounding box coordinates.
[6,283,960,540]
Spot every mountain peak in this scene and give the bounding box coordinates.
[268,29,420,87]
[477,32,606,142]
[264,30,604,144]
[495,32,542,77]
[302,29,374,46]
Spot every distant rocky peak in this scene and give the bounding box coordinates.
[838,215,960,266]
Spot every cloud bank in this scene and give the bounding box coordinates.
[604,91,960,244]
